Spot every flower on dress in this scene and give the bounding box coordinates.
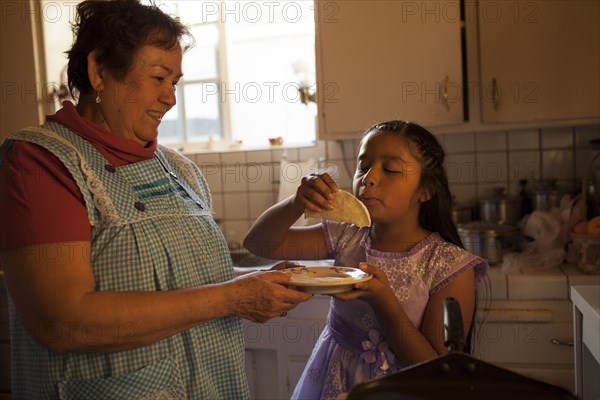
[308,367,322,383]
[359,313,376,331]
[359,329,395,374]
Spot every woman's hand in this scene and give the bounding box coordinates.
[268,261,302,271]
[227,269,312,323]
[292,172,338,214]
[333,262,395,306]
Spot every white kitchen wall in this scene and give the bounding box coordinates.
[188,124,600,246]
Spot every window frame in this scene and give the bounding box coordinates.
[156,0,317,153]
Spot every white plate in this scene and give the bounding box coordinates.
[286,266,372,294]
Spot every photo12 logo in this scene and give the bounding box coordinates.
[1,1,79,24]
[399,80,540,106]
[189,1,317,24]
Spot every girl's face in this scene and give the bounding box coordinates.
[96,43,183,145]
[353,131,426,227]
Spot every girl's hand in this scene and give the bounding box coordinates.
[333,262,395,305]
[292,172,338,213]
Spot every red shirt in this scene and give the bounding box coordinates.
[0,102,156,249]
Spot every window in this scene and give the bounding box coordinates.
[145,0,317,150]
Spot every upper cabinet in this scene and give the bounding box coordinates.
[478,0,600,124]
[315,0,464,139]
[315,0,600,140]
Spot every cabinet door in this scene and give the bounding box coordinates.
[316,0,464,139]
[478,0,600,123]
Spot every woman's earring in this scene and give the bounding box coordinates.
[95,88,102,104]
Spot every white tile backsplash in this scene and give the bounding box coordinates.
[298,140,326,161]
[450,183,477,204]
[272,147,299,162]
[476,152,508,185]
[220,151,246,165]
[475,131,507,152]
[508,129,539,150]
[199,162,223,193]
[541,127,574,149]
[444,132,475,154]
[189,124,599,243]
[221,163,250,192]
[327,159,355,190]
[329,139,356,161]
[193,152,220,164]
[478,182,506,198]
[326,139,345,160]
[246,150,271,164]
[542,150,574,180]
[508,150,542,182]
[574,125,600,148]
[222,220,250,246]
[576,148,596,180]
[446,153,477,185]
[246,163,276,192]
[210,193,224,220]
[224,193,250,220]
[249,192,276,220]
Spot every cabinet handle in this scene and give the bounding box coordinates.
[440,75,450,111]
[491,77,500,111]
[550,338,574,347]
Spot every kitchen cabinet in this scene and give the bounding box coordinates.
[315,0,600,140]
[478,0,600,124]
[243,295,330,398]
[473,264,600,393]
[473,299,575,392]
[571,285,600,400]
[315,0,464,139]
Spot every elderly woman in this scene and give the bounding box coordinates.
[0,0,311,398]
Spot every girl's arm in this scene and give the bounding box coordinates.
[243,173,338,260]
[0,242,312,353]
[336,263,475,365]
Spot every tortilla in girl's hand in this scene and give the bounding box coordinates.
[305,190,371,227]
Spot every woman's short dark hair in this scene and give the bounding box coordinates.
[67,0,194,99]
[362,120,463,248]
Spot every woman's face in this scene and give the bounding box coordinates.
[98,43,183,145]
[353,131,425,227]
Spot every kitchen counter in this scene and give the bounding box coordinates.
[485,263,600,301]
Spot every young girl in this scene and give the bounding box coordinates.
[244,120,488,399]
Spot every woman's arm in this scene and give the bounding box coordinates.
[243,173,339,260]
[336,263,475,365]
[0,242,312,353]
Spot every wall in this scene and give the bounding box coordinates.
[0,0,47,143]
[187,124,600,246]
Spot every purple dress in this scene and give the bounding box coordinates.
[291,221,488,400]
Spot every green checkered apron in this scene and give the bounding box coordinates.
[0,122,249,399]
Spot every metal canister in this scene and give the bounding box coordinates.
[458,221,520,265]
[479,188,522,225]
